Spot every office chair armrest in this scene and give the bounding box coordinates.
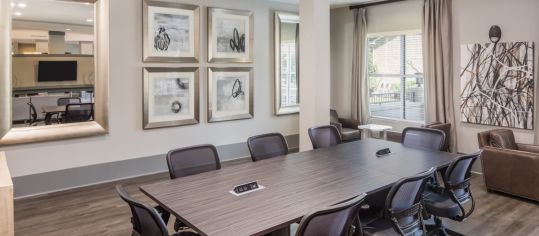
[338,118,361,129]
[516,143,539,154]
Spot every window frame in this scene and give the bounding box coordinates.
[366,30,425,123]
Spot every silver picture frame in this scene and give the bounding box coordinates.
[143,0,199,63]
[143,67,200,129]
[207,67,254,122]
[0,0,110,146]
[208,8,254,63]
[274,11,299,115]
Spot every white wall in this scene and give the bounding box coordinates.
[331,0,539,152]
[453,0,539,153]
[1,0,299,177]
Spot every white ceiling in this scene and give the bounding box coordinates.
[11,0,94,42]
[11,0,94,26]
[271,0,373,8]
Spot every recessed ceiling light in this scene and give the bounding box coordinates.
[11,2,15,7]
[17,3,26,8]
[65,29,71,31]
[13,12,22,16]
[86,18,94,22]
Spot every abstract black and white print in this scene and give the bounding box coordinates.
[152,76,190,117]
[460,42,535,129]
[216,76,247,112]
[215,17,246,53]
[152,13,190,54]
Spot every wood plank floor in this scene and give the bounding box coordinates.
[14,159,539,236]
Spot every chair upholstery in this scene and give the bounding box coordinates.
[308,125,343,149]
[247,133,289,162]
[166,145,221,231]
[296,193,366,236]
[330,109,362,142]
[64,103,93,123]
[166,144,221,179]
[402,127,445,152]
[116,185,199,236]
[385,122,451,152]
[57,97,81,106]
[477,129,539,201]
[423,152,480,235]
[363,168,435,236]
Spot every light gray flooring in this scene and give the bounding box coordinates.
[14,159,539,236]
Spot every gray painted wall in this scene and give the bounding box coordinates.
[2,0,300,179]
[13,134,299,198]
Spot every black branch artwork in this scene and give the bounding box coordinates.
[460,42,535,129]
[154,26,171,51]
[229,28,246,53]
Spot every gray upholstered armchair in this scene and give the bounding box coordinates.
[329,109,361,142]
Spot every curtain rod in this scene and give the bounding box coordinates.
[349,0,407,9]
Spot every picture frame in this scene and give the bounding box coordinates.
[143,0,199,62]
[207,67,254,122]
[143,67,199,129]
[208,8,254,63]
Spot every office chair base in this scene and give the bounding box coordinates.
[426,217,466,236]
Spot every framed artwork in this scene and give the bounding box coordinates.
[143,67,199,129]
[207,67,253,122]
[460,42,535,129]
[143,0,199,62]
[208,8,253,63]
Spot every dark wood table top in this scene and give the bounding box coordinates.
[140,139,459,236]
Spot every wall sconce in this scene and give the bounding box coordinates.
[489,25,502,43]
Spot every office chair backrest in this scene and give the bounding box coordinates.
[166,144,221,179]
[296,193,366,236]
[443,152,481,221]
[58,97,81,106]
[116,185,168,236]
[64,103,93,123]
[385,167,436,236]
[402,127,446,151]
[247,133,289,162]
[308,125,342,149]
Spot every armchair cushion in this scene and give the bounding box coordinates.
[341,128,361,142]
[339,118,361,129]
[489,129,518,150]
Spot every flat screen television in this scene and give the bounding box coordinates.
[38,61,78,82]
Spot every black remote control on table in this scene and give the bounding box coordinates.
[376,148,391,157]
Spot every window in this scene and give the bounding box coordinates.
[367,32,424,122]
[280,42,298,106]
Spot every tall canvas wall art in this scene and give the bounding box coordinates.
[460,42,535,129]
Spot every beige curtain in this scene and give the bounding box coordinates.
[351,8,369,124]
[423,0,457,151]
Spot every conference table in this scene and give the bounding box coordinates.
[140,139,458,236]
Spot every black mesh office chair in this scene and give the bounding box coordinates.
[165,145,221,231]
[116,185,199,236]
[247,133,289,162]
[296,193,367,236]
[402,127,446,152]
[57,97,81,106]
[363,168,436,236]
[308,125,343,149]
[64,103,94,123]
[26,102,38,126]
[423,152,480,236]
